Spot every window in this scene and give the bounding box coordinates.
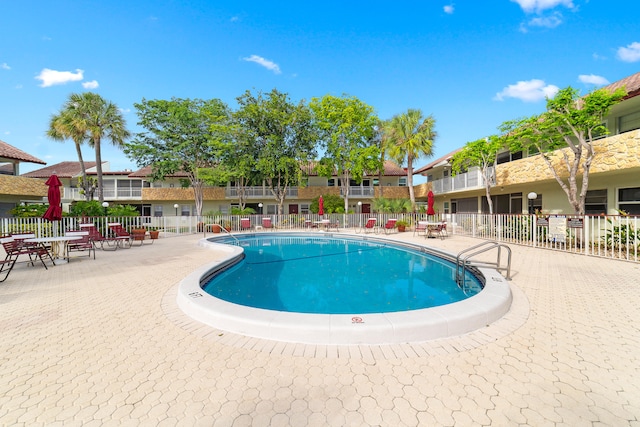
[443,201,450,214]
[585,189,607,215]
[497,150,523,164]
[181,205,190,216]
[398,177,407,187]
[153,205,163,217]
[619,111,640,133]
[327,179,335,187]
[373,178,379,187]
[619,187,640,215]
[266,204,277,215]
[300,204,310,214]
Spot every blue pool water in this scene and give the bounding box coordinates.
[202,235,482,314]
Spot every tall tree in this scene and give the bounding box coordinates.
[234,89,317,214]
[309,94,380,213]
[59,92,130,203]
[508,86,626,214]
[46,100,95,200]
[450,135,504,214]
[383,109,436,211]
[125,97,230,216]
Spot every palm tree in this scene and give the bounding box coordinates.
[47,92,130,202]
[47,107,93,200]
[384,109,436,211]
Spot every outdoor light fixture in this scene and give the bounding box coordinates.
[102,201,109,216]
[174,203,179,216]
[527,192,537,215]
[258,203,263,215]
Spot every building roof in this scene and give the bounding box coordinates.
[22,161,99,179]
[0,140,46,165]
[413,149,461,175]
[604,71,640,99]
[128,165,191,178]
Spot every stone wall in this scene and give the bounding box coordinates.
[495,130,640,186]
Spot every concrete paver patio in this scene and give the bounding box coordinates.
[1,231,639,426]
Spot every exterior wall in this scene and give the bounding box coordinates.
[375,186,410,198]
[495,130,640,186]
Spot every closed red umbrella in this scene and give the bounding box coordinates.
[318,195,324,216]
[427,190,436,216]
[43,174,63,221]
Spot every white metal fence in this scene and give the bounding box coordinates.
[2,212,638,263]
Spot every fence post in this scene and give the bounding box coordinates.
[531,214,537,248]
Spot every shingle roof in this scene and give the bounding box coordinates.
[413,149,461,175]
[128,165,191,178]
[21,161,98,178]
[603,71,640,99]
[0,140,46,165]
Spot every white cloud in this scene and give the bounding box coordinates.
[578,74,609,86]
[527,13,562,28]
[494,79,559,102]
[1,63,10,70]
[511,0,574,13]
[35,68,84,87]
[82,80,99,89]
[119,108,131,114]
[617,42,640,63]
[242,55,281,74]
[443,4,454,14]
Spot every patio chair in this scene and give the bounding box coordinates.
[0,237,18,281]
[108,223,133,248]
[262,217,275,231]
[79,223,118,251]
[3,235,53,269]
[65,230,96,259]
[426,223,446,240]
[382,219,397,234]
[414,221,428,237]
[240,218,252,232]
[441,221,448,237]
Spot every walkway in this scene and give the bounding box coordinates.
[0,231,638,426]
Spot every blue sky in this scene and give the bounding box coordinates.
[2,0,639,178]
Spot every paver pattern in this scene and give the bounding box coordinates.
[0,231,639,426]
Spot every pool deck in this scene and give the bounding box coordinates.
[1,230,639,426]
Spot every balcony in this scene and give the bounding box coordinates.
[431,168,493,195]
[225,186,298,198]
[63,187,142,201]
[340,186,375,197]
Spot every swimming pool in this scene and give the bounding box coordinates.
[177,233,512,345]
[202,235,482,314]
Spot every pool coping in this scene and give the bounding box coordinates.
[176,233,513,345]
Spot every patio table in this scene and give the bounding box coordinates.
[25,235,81,265]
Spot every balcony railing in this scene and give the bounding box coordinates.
[340,186,375,197]
[431,168,493,194]
[63,187,142,201]
[225,186,299,198]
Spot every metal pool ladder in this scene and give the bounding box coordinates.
[208,223,240,244]
[456,241,512,293]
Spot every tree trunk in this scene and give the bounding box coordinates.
[94,137,104,203]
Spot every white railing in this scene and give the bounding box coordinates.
[2,213,637,263]
[225,186,298,198]
[63,187,142,201]
[341,186,375,197]
[431,168,493,194]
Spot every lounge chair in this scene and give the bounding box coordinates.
[108,223,133,248]
[0,237,18,282]
[363,218,377,234]
[65,230,96,259]
[79,223,118,250]
[240,218,252,231]
[383,219,397,234]
[441,221,449,237]
[414,221,428,236]
[262,217,275,231]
